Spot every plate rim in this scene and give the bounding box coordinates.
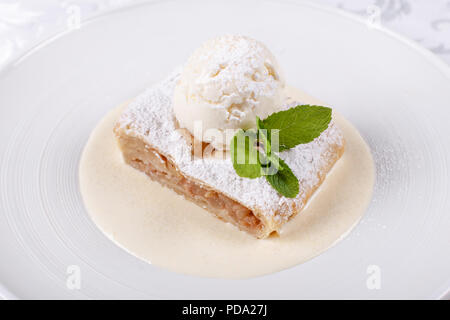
[1,0,449,80]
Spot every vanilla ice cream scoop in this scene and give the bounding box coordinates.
[173,35,286,150]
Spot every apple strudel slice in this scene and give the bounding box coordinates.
[114,71,345,239]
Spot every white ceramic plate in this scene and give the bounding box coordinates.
[0,0,449,299]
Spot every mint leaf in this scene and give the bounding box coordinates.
[230,129,262,178]
[265,158,299,198]
[231,105,332,198]
[260,105,332,151]
[256,116,265,131]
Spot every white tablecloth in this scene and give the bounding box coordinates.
[1,0,450,67]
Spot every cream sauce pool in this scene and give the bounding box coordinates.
[79,87,374,279]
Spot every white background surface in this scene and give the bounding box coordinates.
[1,0,450,68]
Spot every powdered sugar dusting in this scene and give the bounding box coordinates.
[117,70,344,220]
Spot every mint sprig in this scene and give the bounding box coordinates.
[258,105,332,151]
[230,105,332,198]
[230,129,262,179]
[265,158,299,198]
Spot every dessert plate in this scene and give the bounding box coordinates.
[0,0,449,299]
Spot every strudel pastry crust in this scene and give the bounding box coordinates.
[114,70,345,239]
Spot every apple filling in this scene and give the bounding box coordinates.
[115,132,264,237]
